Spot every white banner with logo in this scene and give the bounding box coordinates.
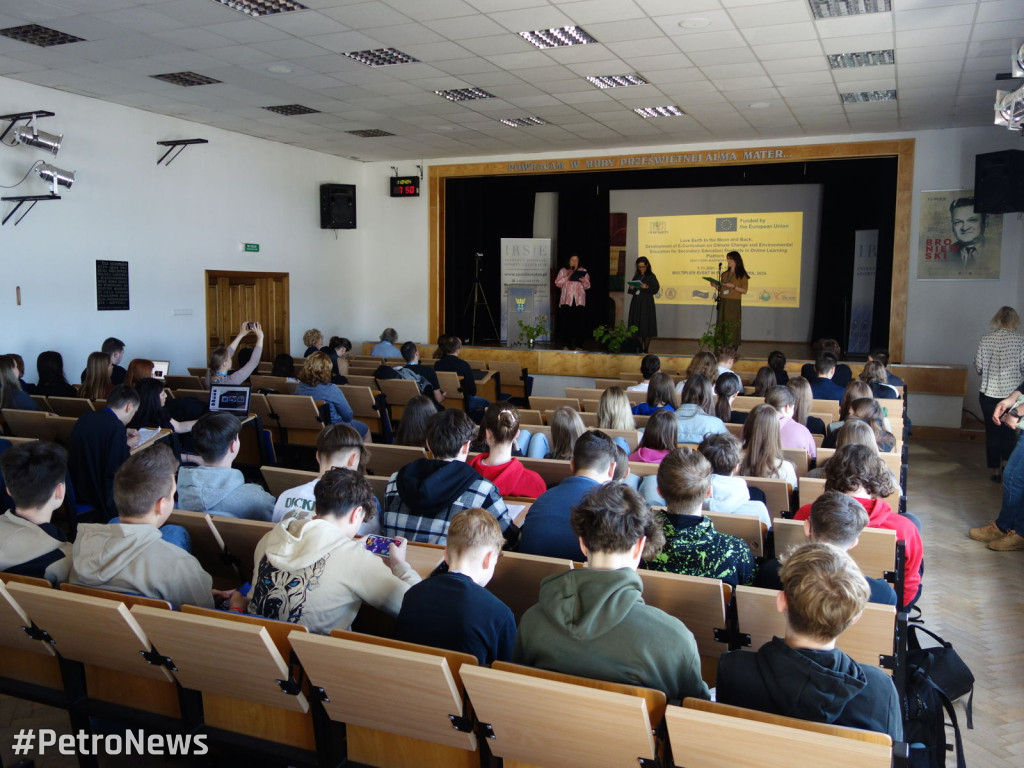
[500,238,551,342]
[847,229,878,355]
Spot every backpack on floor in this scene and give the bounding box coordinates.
[902,625,973,768]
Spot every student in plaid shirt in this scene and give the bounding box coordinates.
[382,409,517,546]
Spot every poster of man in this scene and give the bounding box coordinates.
[918,189,1002,280]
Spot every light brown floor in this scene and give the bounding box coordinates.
[1,439,1021,766]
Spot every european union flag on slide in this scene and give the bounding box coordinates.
[716,217,737,232]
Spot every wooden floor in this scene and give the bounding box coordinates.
[0,439,1021,767]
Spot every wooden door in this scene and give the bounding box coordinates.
[206,271,290,365]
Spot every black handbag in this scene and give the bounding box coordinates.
[907,624,975,728]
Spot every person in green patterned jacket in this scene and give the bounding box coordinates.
[646,448,756,588]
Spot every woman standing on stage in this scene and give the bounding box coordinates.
[628,256,660,353]
[555,253,591,349]
[719,250,750,346]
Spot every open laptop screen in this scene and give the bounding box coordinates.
[150,361,170,379]
[208,384,251,416]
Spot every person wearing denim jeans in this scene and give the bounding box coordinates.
[970,383,1024,551]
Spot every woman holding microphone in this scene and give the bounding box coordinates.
[719,250,750,345]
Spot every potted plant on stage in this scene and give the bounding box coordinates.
[593,321,639,354]
[699,320,738,353]
[517,315,548,348]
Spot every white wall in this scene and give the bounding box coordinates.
[0,77,366,379]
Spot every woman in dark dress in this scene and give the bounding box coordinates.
[627,256,659,353]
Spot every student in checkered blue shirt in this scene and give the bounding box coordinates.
[382,409,518,546]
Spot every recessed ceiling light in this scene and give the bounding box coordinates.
[634,105,686,118]
[346,129,395,137]
[0,24,85,47]
[343,48,419,67]
[267,65,293,74]
[808,0,890,20]
[263,104,320,115]
[827,50,894,69]
[434,88,495,102]
[748,102,771,109]
[210,0,308,18]
[500,117,547,127]
[678,18,712,30]
[840,90,896,103]
[151,72,223,87]
[519,26,597,49]
[586,74,648,89]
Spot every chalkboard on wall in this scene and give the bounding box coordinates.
[96,260,130,311]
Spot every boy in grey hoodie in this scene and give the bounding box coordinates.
[176,412,275,521]
[71,444,228,609]
[247,468,420,634]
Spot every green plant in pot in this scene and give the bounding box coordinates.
[699,321,738,353]
[517,315,548,348]
[593,321,639,353]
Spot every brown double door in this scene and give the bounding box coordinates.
[205,270,290,365]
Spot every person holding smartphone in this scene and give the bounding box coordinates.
[206,321,264,387]
[554,253,591,350]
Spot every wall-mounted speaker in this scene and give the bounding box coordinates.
[320,183,356,229]
[975,150,1024,214]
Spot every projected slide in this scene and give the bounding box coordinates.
[637,212,803,308]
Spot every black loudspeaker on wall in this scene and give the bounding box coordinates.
[320,183,356,229]
[975,150,1024,214]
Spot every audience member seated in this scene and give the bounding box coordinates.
[393,341,445,405]
[596,386,636,454]
[802,339,853,387]
[247,468,419,633]
[786,376,825,435]
[826,381,873,438]
[825,398,896,452]
[206,322,264,387]
[626,354,660,392]
[716,346,737,377]
[395,508,515,665]
[383,409,515,545]
[756,492,897,605]
[467,403,546,499]
[525,405,585,460]
[808,419,894,480]
[766,385,817,461]
[794,444,921,607]
[646,449,756,588]
[176,412,275,521]
[0,355,39,411]
[697,433,771,526]
[320,335,351,382]
[675,374,728,444]
[371,328,402,358]
[295,352,370,440]
[71,444,225,608]
[860,361,901,400]
[714,371,746,425]
[768,350,789,385]
[78,352,113,400]
[272,424,379,534]
[35,350,76,398]
[740,404,798,488]
[130,378,201,435]
[632,371,676,416]
[717,542,902,742]
[69,384,140,521]
[81,338,126,385]
[124,358,155,388]
[0,442,71,585]
[7,354,31,394]
[518,431,618,561]
[752,366,776,397]
[808,354,845,402]
[271,353,297,380]
[629,410,678,506]
[869,348,903,387]
[676,350,718,394]
[514,483,710,703]
[393,395,436,447]
[434,335,489,415]
[302,328,323,358]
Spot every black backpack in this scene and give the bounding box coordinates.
[902,625,973,768]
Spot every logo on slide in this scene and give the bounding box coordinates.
[692,289,709,299]
[648,220,668,234]
[665,287,677,299]
[716,217,737,232]
[514,297,527,313]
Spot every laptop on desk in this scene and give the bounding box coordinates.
[151,361,170,379]
[208,383,251,416]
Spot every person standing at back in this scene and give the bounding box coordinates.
[718,251,749,346]
[554,254,591,350]
[974,306,1024,482]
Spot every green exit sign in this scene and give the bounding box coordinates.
[243,243,260,252]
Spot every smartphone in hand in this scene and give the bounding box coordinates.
[364,534,399,556]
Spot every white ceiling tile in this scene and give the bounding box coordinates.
[831,64,896,83]
[670,29,748,51]
[306,30,387,53]
[726,1,813,28]
[559,0,648,24]
[897,43,966,63]
[896,26,972,48]
[151,27,239,50]
[975,0,1024,24]
[687,47,758,67]
[253,38,334,59]
[621,52,694,71]
[203,21,292,44]
[814,14,894,39]
[894,4,978,31]
[379,0,480,23]
[740,21,818,45]
[771,69,834,86]
[92,6,190,34]
[651,11,737,37]
[761,56,830,75]
[701,62,766,80]
[488,7,575,34]
[752,39,824,60]
[819,33,895,55]
[970,20,1024,42]
[608,37,681,59]
[458,34,534,56]
[712,74,774,91]
[583,18,665,43]
[423,15,506,38]
[322,2,412,28]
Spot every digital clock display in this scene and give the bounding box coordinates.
[390,177,420,197]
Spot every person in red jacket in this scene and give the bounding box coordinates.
[793,443,922,608]
[468,403,547,499]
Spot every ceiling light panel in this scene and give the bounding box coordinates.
[210,0,308,18]
[434,88,496,102]
[841,89,896,102]
[151,72,223,87]
[343,48,420,67]
[500,117,547,127]
[827,49,894,68]
[519,26,597,49]
[263,104,320,115]
[586,74,649,89]
[633,106,686,118]
[808,1,891,20]
[0,24,85,47]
